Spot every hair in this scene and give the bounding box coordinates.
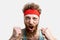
[22,3,41,14]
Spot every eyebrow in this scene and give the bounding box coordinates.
[33,17,37,19]
[25,16,30,18]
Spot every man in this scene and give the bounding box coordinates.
[9,3,55,40]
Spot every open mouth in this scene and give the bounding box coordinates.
[28,26,34,31]
[30,26,33,29]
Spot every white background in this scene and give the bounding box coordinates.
[0,0,60,40]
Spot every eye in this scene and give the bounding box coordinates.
[25,17,30,20]
[33,17,37,20]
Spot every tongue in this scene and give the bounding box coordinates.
[29,26,34,31]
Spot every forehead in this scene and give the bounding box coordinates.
[24,14,39,18]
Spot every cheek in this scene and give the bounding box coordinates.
[34,19,39,25]
[34,21,39,25]
[24,20,29,25]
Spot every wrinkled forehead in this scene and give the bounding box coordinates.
[24,14,39,18]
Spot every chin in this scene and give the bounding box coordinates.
[29,29,35,32]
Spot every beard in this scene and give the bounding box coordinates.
[25,24,38,37]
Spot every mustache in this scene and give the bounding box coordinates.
[29,25,34,27]
[29,24,34,26]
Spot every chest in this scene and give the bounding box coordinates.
[22,36,39,40]
[20,29,44,40]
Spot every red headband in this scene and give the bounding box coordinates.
[24,9,40,16]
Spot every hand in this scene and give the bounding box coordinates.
[9,27,21,40]
[41,27,56,40]
[13,27,21,37]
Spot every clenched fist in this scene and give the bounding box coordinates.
[9,27,21,40]
[13,27,21,37]
[41,27,56,40]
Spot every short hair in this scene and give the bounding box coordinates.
[22,3,41,14]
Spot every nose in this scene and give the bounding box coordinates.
[29,19,33,25]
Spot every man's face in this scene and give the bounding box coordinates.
[24,14,40,32]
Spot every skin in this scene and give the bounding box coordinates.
[9,14,56,40]
[24,14,39,33]
[24,14,40,39]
